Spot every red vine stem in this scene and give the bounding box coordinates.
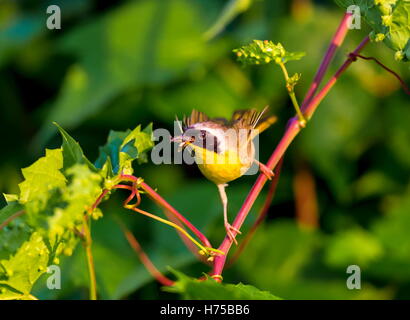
[0,210,25,230]
[303,36,370,119]
[227,156,284,267]
[211,23,370,278]
[120,174,212,248]
[89,189,109,213]
[160,207,209,263]
[302,12,352,107]
[349,53,410,96]
[111,179,222,257]
[116,218,174,287]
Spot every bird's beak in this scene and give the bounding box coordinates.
[170,135,195,151]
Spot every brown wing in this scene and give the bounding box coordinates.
[231,109,260,129]
[183,109,210,128]
[232,106,277,140]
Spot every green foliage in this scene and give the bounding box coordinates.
[167,269,281,300]
[1,0,409,301]
[18,149,66,205]
[0,122,152,299]
[53,122,96,172]
[0,232,50,299]
[0,146,104,299]
[335,0,410,61]
[372,191,410,264]
[95,124,154,177]
[236,221,391,299]
[0,203,31,261]
[233,40,305,66]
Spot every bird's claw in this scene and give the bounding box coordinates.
[259,162,275,180]
[225,222,241,245]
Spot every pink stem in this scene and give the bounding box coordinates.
[212,120,299,276]
[118,219,174,287]
[301,12,352,108]
[140,182,212,248]
[303,36,370,119]
[161,207,209,263]
[90,189,109,212]
[350,54,410,96]
[120,175,212,248]
[211,32,370,277]
[113,181,204,259]
[227,156,284,266]
[0,210,26,230]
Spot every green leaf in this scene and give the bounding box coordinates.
[335,0,410,61]
[167,269,282,300]
[120,123,154,167]
[1,160,104,299]
[53,122,97,171]
[0,232,51,300]
[95,124,154,177]
[18,149,66,205]
[233,40,305,66]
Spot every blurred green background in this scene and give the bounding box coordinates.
[0,0,409,299]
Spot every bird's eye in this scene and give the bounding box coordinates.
[199,130,206,140]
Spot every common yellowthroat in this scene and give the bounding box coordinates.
[172,107,277,244]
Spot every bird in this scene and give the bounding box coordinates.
[171,107,277,244]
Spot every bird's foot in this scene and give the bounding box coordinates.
[258,162,275,180]
[225,222,242,245]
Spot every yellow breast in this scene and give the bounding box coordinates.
[191,146,253,185]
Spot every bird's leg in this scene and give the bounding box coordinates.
[254,159,275,180]
[217,184,241,245]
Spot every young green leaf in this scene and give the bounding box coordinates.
[233,40,305,66]
[287,73,302,91]
[166,268,282,300]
